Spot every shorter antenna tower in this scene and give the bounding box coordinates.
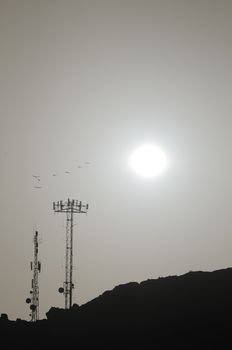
[26,230,41,322]
[53,199,88,309]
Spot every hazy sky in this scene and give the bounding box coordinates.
[1,0,232,320]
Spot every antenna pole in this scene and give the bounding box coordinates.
[26,230,41,321]
[53,199,88,309]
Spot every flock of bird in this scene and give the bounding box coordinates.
[32,162,91,189]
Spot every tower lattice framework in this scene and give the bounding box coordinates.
[26,230,41,321]
[53,199,88,309]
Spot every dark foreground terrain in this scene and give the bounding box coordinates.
[1,267,232,348]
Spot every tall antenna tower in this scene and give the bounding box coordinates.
[26,230,41,322]
[53,198,89,309]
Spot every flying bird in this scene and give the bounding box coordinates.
[52,174,57,176]
[65,171,70,174]
[32,175,41,182]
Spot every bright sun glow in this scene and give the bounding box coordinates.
[130,144,167,178]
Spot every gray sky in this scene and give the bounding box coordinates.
[1,0,232,320]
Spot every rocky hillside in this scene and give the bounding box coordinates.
[2,267,232,347]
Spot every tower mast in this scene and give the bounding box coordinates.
[26,230,41,321]
[53,199,88,309]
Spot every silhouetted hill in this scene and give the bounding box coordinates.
[2,268,232,347]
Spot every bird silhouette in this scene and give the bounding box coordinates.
[32,175,41,182]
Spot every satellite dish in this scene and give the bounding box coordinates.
[30,304,36,311]
[26,298,31,304]
[58,287,64,293]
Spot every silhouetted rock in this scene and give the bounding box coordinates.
[0,313,8,320]
[2,268,232,347]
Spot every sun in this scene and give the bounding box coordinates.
[130,144,167,178]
